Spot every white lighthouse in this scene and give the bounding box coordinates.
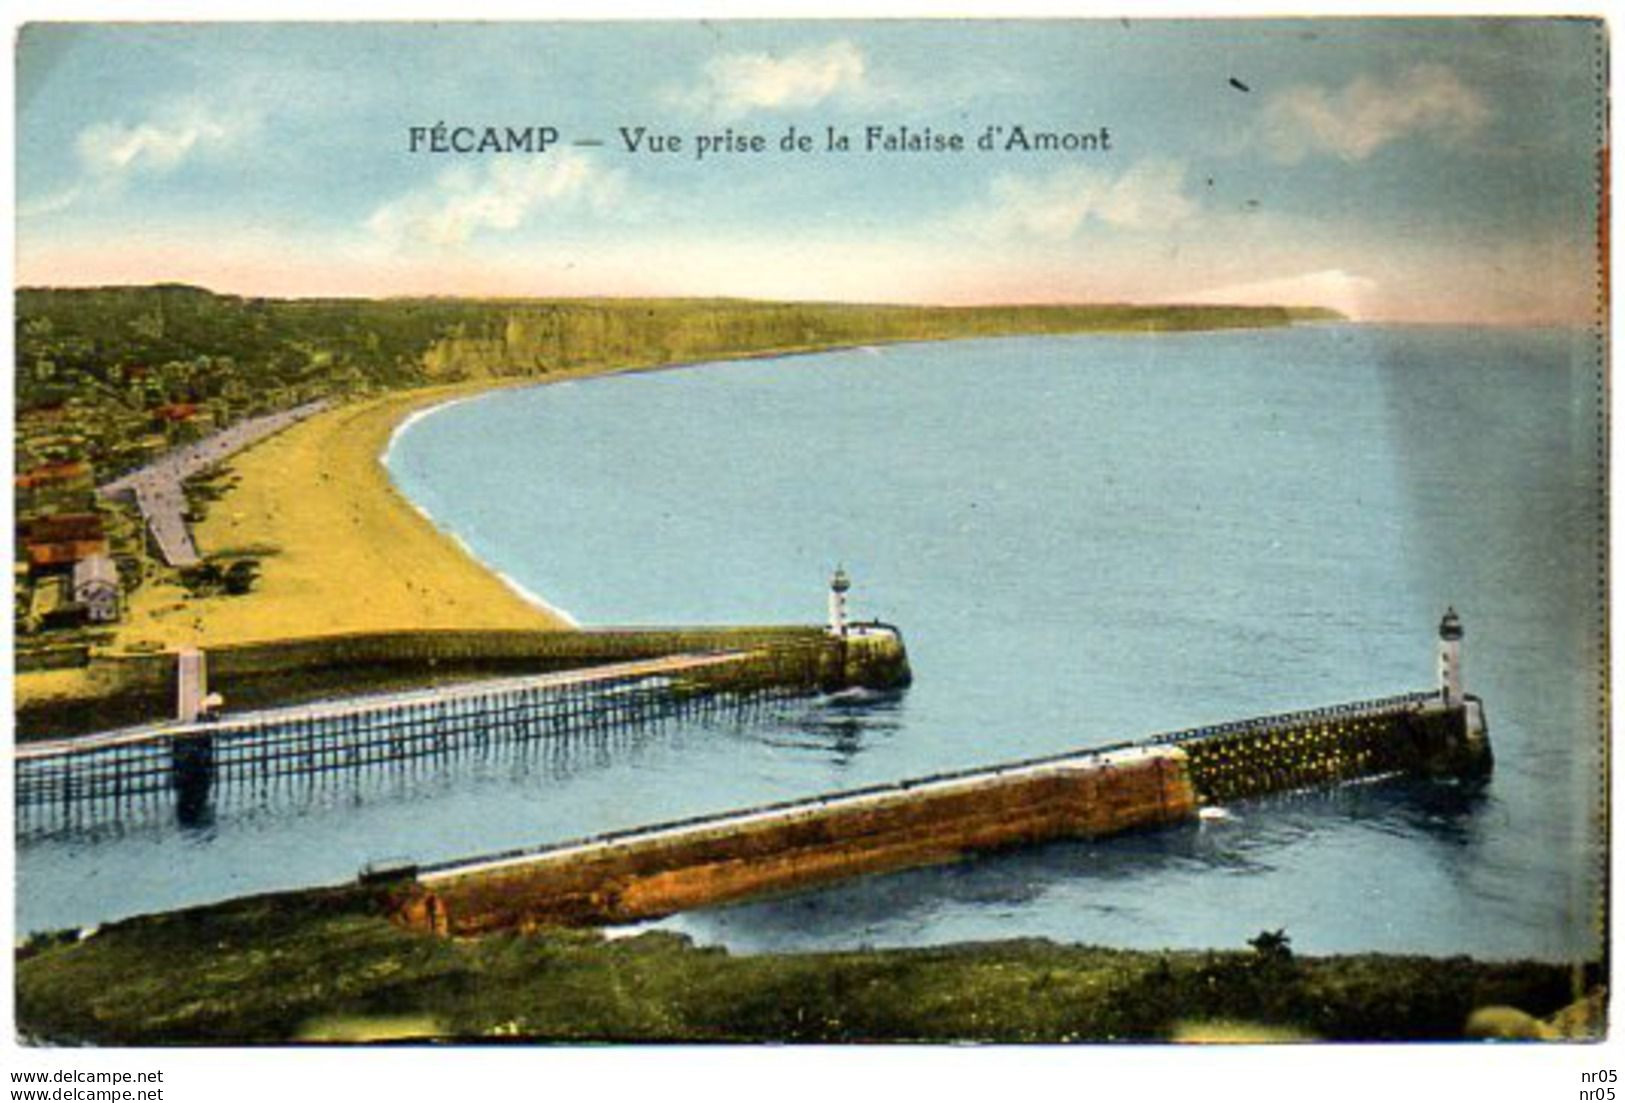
[827,567,851,637]
[1437,607,1465,706]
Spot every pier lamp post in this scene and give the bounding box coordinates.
[1438,607,1464,706]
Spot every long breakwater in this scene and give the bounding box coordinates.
[385,689,1491,934]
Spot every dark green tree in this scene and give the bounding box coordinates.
[222,559,260,596]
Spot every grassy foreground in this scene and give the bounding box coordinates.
[14,884,1600,1045]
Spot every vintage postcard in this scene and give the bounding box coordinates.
[6,11,1611,1079]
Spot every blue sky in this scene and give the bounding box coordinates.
[15,19,1604,322]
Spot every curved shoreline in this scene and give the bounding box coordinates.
[380,391,482,466]
[179,340,929,649]
[17,343,889,707]
[102,340,864,655]
[380,388,582,627]
[104,381,570,655]
[22,321,1327,695]
[362,344,907,633]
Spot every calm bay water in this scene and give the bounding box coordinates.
[16,325,1605,961]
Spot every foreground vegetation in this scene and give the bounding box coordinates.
[15,883,1595,1045]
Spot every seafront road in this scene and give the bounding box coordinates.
[99,400,331,568]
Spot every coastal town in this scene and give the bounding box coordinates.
[15,304,335,664]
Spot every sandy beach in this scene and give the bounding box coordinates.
[115,383,569,650]
[99,344,913,653]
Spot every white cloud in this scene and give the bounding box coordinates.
[963,159,1199,240]
[671,40,867,117]
[1260,64,1490,163]
[20,100,255,220]
[366,154,629,247]
[18,186,84,219]
[75,103,251,178]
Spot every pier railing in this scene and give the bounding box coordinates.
[15,636,869,832]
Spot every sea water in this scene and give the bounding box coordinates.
[16,325,1604,961]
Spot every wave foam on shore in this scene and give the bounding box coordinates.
[494,567,581,628]
[380,394,478,466]
[419,508,583,629]
[380,390,581,628]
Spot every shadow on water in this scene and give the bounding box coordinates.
[741,690,907,767]
[1236,775,1493,845]
[19,721,680,842]
[15,690,910,845]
